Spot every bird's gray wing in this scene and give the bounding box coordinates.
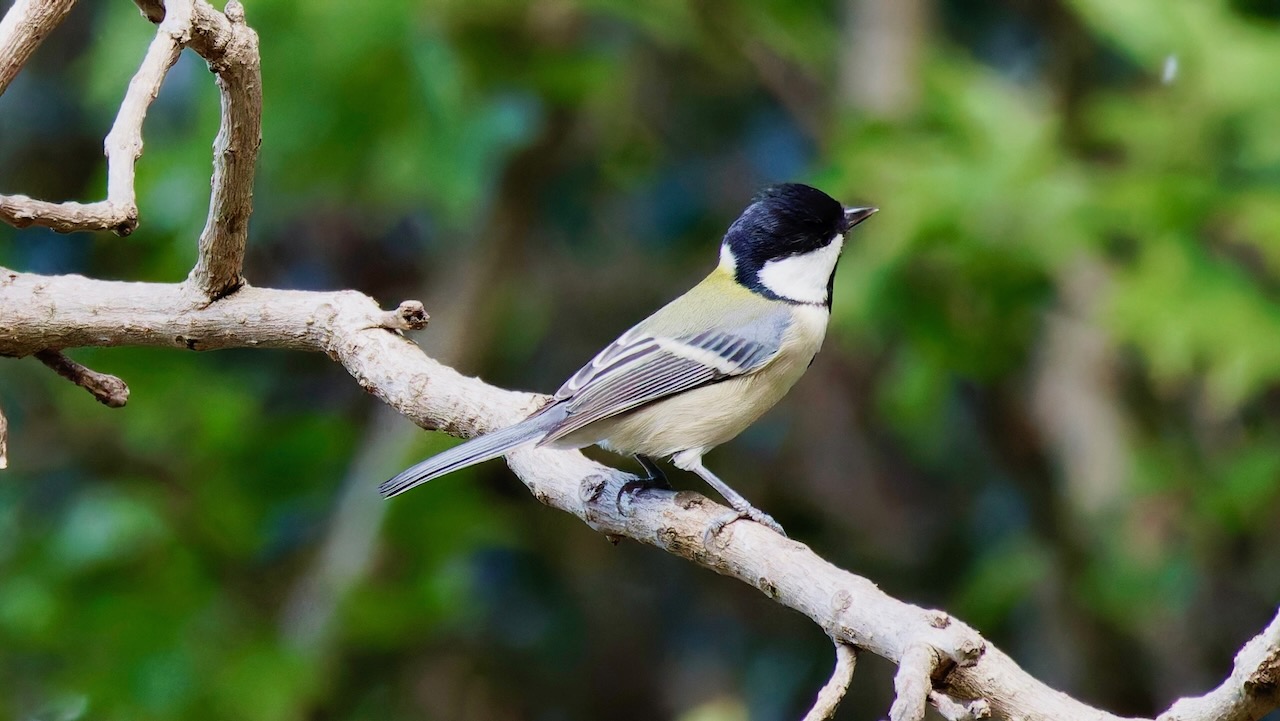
[537,328,779,445]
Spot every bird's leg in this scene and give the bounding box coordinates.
[635,454,671,488]
[674,454,786,541]
[616,454,673,514]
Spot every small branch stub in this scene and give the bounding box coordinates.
[380,300,429,331]
[34,350,130,407]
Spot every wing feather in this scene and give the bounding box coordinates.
[538,328,778,445]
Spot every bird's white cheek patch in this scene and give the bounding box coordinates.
[757,234,844,304]
[718,244,737,274]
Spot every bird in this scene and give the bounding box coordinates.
[381,183,876,537]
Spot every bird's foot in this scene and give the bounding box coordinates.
[615,458,673,515]
[704,504,786,545]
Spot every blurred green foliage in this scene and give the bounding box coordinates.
[2,0,1280,719]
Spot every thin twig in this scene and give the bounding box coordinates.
[802,642,858,721]
[101,0,193,235]
[33,350,130,408]
[0,195,134,234]
[1,0,260,259]
[0,0,76,96]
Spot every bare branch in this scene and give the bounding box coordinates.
[889,643,938,721]
[33,350,130,407]
[1,0,260,276]
[100,0,193,235]
[183,0,261,300]
[801,642,858,721]
[0,267,1123,721]
[0,195,136,234]
[0,0,76,96]
[1157,608,1280,721]
[0,401,8,470]
[0,0,191,236]
[3,264,1280,721]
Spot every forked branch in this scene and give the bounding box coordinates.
[0,0,261,293]
[0,0,187,234]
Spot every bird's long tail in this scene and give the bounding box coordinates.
[379,408,565,498]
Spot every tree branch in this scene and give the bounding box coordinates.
[3,266,1277,720]
[0,0,188,235]
[0,0,255,239]
[181,0,261,300]
[801,642,858,721]
[33,350,130,407]
[891,642,941,721]
[100,0,193,236]
[1157,610,1280,721]
[0,0,75,96]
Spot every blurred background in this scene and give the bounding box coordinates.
[2,0,1280,719]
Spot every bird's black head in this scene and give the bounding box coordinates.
[720,183,876,306]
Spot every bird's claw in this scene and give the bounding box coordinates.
[703,506,786,546]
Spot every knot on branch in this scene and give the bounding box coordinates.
[379,301,429,332]
[1246,646,1280,697]
[578,473,609,505]
[110,202,140,236]
[921,613,986,668]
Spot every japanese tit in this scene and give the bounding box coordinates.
[382,183,876,536]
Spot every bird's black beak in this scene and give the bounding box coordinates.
[843,206,878,231]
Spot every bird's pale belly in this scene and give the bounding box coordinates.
[550,305,828,458]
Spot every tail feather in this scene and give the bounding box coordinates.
[380,410,563,497]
